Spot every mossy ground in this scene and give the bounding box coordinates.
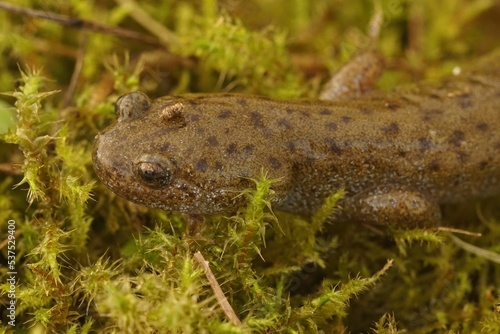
[0,0,499,333]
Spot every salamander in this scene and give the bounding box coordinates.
[92,51,500,226]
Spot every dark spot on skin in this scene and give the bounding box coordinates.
[207,136,218,146]
[343,140,352,148]
[320,108,332,115]
[448,130,465,147]
[215,161,223,171]
[153,127,183,136]
[429,159,440,172]
[324,138,342,155]
[237,98,248,106]
[161,143,170,150]
[196,127,206,135]
[325,122,338,131]
[226,143,238,155]
[396,149,407,158]
[421,109,443,122]
[418,137,431,151]
[299,110,310,118]
[218,109,232,119]
[285,107,293,114]
[361,108,374,115]
[243,145,254,154]
[190,114,200,122]
[457,151,468,163]
[262,128,274,138]
[381,122,400,136]
[250,111,265,128]
[288,142,296,153]
[478,160,488,170]
[196,159,208,171]
[427,108,443,115]
[341,116,352,123]
[268,157,282,169]
[476,122,489,132]
[140,100,149,111]
[277,118,292,129]
[458,94,473,108]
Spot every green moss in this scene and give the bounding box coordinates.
[0,0,499,333]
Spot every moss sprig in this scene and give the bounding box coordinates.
[173,9,306,98]
[0,68,96,330]
[391,228,443,257]
[2,68,58,204]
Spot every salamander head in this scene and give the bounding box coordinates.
[92,91,246,213]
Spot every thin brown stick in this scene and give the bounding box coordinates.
[193,251,242,326]
[114,0,178,46]
[431,226,482,237]
[0,1,161,46]
[0,230,21,250]
[62,32,88,108]
[0,163,22,175]
[448,234,500,264]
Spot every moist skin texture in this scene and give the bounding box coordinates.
[93,52,500,227]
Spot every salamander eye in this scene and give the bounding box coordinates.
[135,155,175,188]
[115,91,151,122]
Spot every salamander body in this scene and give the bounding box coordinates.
[93,53,500,226]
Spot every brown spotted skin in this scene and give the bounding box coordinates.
[93,53,500,226]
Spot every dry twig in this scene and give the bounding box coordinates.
[0,1,161,46]
[193,251,242,326]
